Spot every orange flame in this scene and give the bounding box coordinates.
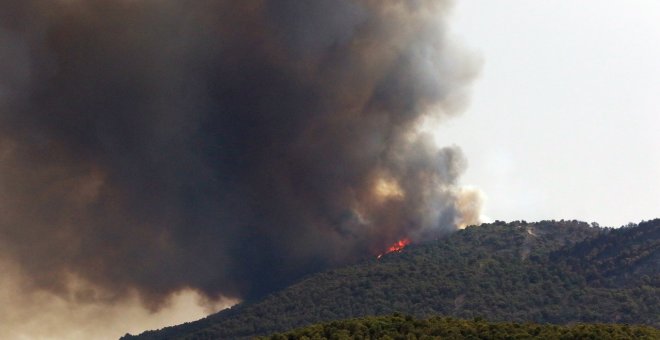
[377,238,411,259]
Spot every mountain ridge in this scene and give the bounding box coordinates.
[123,219,659,339]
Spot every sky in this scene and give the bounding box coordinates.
[1,1,659,339]
[439,0,660,227]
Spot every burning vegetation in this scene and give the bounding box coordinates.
[377,238,412,259]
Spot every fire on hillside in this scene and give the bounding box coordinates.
[377,238,411,259]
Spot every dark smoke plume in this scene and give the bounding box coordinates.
[0,0,480,306]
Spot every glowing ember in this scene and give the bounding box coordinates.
[377,238,411,259]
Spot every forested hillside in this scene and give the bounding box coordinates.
[123,219,659,339]
[262,314,660,340]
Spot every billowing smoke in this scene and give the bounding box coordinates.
[0,0,480,311]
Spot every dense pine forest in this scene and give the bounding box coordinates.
[262,314,660,340]
[123,219,659,339]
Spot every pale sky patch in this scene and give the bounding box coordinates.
[434,0,660,227]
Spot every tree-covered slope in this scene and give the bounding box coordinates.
[262,314,660,340]
[123,220,659,339]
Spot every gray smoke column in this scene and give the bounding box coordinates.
[0,0,480,306]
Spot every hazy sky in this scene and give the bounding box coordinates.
[438,0,660,227]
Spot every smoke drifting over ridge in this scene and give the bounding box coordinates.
[0,0,480,308]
